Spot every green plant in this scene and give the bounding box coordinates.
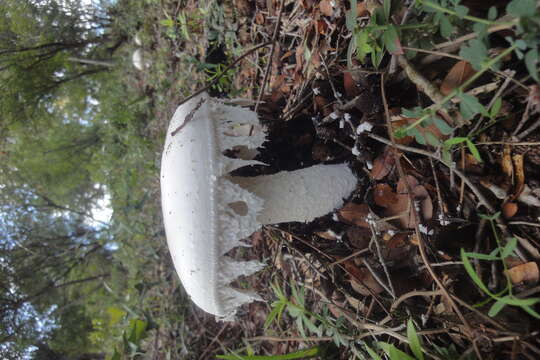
[346,0,428,68]
[395,44,516,142]
[109,317,150,360]
[461,212,540,319]
[204,63,241,95]
[160,10,204,41]
[217,346,322,360]
[265,281,350,346]
[363,319,424,360]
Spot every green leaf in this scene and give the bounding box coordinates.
[264,301,283,329]
[496,296,540,306]
[407,319,424,360]
[439,15,454,38]
[217,346,321,360]
[463,251,499,261]
[501,237,518,258]
[378,342,416,360]
[525,48,539,83]
[107,307,127,326]
[521,305,540,319]
[346,0,358,31]
[506,0,537,17]
[128,319,148,344]
[487,6,498,21]
[160,18,175,27]
[371,47,385,68]
[383,0,391,21]
[433,117,453,135]
[479,212,501,221]
[402,107,424,118]
[110,348,121,360]
[409,127,426,145]
[459,39,488,70]
[425,131,442,147]
[442,148,452,164]
[459,93,487,120]
[383,25,403,55]
[454,5,469,18]
[302,315,320,335]
[490,97,502,118]
[394,127,408,138]
[444,137,468,146]
[461,249,493,295]
[466,139,482,162]
[365,345,383,360]
[355,30,372,63]
[488,299,507,317]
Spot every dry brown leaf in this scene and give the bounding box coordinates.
[315,19,328,34]
[440,60,476,96]
[505,262,540,285]
[338,203,370,228]
[371,147,395,180]
[503,201,518,219]
[343,261,384,296]
[346,227,371,249]
[397,175,420,194]
[373,176,433,228]
[373,183,399,208]
[319,0,334,16]
[343,71,360,98]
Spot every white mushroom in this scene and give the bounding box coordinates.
[132,48,151,71]
[160,93,357,319]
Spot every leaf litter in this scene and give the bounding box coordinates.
[152,0,540,358]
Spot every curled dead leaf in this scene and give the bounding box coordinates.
[343,261,384,296]
[338,202,370,228]
[505,262,539,285]
[373,176,433,229]
[373,183,399,208]
[440,60,476,96]
[346,227,371,249]
[343,71,360,98]
[370,147,395,180]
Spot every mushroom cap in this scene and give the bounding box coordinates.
[161,93,357,318]
[160,93,266,318]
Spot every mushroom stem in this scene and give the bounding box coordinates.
[229,164,356,224]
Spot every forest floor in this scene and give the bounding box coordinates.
[132,0,540,359]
